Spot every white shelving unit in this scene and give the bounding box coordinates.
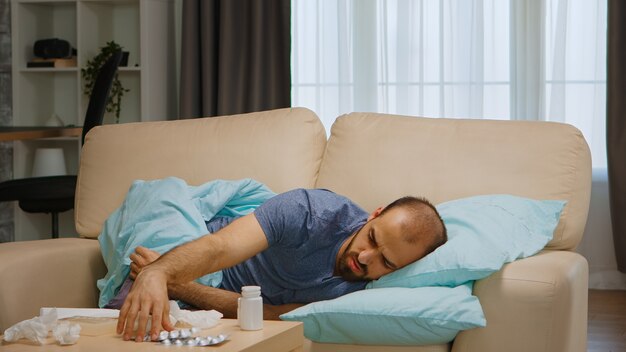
[11,0,176,240]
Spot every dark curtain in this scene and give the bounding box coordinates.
[179,0,291,119]
[607,0,626,273]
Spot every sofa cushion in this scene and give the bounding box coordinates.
[75,108,326,238]
[316,113,591,250]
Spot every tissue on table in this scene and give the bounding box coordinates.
[2,308,80,345]
[169,301,222,329]
[3,308,58,344]
[52,322,81,345]
[3,304,222,345]
[40,307,119,320]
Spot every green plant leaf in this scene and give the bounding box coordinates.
[81,41,128,123]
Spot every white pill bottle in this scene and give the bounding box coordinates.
[238,286,263,330]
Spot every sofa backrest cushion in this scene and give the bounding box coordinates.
[75,108,326,238]
[316,113,591,250]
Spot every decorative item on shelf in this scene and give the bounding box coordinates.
[27,38,77,68]
[81,41,129,124]
[27,57,77,68]
[44,113,65,127]
[32,148,67,177]
[33,38,74,59]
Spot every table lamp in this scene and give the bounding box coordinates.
[32,148,67,177]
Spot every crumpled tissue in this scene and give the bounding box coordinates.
[169,301,222,329]
[52,322,81,345]
[3,308,81,345]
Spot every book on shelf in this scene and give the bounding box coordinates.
[27,56,77,68]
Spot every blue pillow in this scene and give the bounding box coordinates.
[280,283,485,345]
[368,194,565,289]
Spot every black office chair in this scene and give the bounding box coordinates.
[0,50,123,239]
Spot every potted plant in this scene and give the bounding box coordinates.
[81,41,129,124]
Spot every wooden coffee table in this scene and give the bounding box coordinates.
[1,319,304,352]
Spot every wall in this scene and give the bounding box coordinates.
[0,0,13,243]
[577,168,626,289]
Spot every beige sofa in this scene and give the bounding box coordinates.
[0,107,591,352]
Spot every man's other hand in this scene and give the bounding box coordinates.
[129,246,161,280]
[116,269,174,342]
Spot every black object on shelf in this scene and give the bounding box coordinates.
[26,57,77,68]
[33,38,76,59]
[120,51,129,67]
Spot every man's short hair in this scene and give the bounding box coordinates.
[380,196,447,256]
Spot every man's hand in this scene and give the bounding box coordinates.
[129,246,161,280]
[116,268,174,342]
[115,213,269,342]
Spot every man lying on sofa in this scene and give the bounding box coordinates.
[116,188,447,342]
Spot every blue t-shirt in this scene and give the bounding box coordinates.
[212,189,369,305]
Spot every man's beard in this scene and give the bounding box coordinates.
[337,232,369,281]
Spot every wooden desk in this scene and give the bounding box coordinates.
[0,319,304,352]
[0,127,82,141]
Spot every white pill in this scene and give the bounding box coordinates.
[180,328,191,338]
[158,331,170,341]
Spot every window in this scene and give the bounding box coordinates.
[291,0,607,167]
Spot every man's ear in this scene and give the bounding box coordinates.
[367,206,385,221]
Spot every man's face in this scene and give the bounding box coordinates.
[336,206,429,282]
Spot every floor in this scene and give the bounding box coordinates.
[588,289,626,352]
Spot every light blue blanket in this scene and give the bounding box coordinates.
[97,177,275,307]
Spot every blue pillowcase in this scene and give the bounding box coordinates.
[368,194,565,289]
[280,283,485,345]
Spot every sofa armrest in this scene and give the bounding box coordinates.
[452,250,588,352]
[0,238,106,331]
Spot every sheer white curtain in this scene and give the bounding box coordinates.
[291,0,607,167]
[544,0,607,166]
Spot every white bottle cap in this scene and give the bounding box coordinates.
[241,286,261,298]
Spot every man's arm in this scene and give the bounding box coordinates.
[168,282,304,320]
[117,213,269,342]
[130,246,303,321]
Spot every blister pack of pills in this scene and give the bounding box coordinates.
[156,328,229,347]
